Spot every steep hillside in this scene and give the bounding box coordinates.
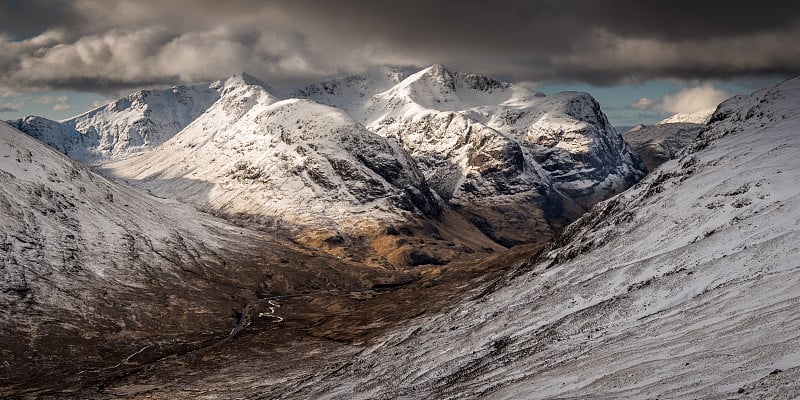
[0,120,413,396]
[280,78,800,398]
[623,122,704,171]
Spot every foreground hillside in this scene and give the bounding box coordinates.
[281,77,800,398]
[0,120,416,397]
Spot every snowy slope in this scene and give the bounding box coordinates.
[623,122,704,171]
[7,78,229,165]
[657,108,715,125]
[289,65,412,122]
[289,78,800,398]
[294,65,645,245]
[5,115,84,156]
[0,118,256,389]
[100,75,441,249]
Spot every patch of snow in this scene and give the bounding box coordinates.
[657,108,715,125]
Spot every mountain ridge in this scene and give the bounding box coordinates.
[10,65,645,261]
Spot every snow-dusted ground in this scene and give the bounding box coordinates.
[283,78,800,399]
[0,118,261,388]
[0,118,417,394]
[0,119,236,297]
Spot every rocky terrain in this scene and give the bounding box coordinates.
[20,79,800,399]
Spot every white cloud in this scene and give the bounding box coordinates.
[2,2,797,95]
[0,96,24,112]
[33,96,54,104]
[658,84,732,114]
[630,84,732,114]
[33,94,71,110]
[631,97,656,110]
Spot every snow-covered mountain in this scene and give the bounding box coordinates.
[287,65,412,119]
[7,78,229,165]
[284,78,800,398]
[623,122,704,171]
[98,74,483,265]
[11,66,645,256]
[657,108,715,125]
[294,64,645,245]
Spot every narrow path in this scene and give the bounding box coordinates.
[220,297,288,346]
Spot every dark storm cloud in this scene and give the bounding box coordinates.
[0,0,74,38]
[1,0,798,94]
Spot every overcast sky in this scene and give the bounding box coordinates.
[1,0,797,125]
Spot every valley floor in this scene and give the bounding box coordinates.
[20,243,542,399]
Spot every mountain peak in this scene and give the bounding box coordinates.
[215,72,272,92]
[415,64,456,90]
[423,63,451,75]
